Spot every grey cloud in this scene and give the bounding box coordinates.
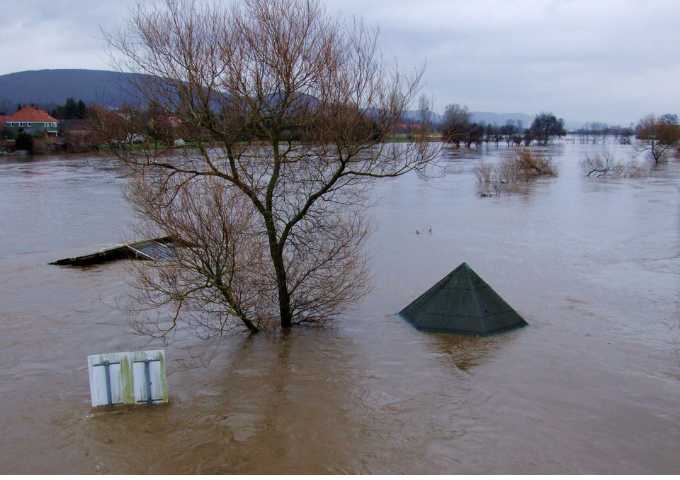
[1,0,679,124]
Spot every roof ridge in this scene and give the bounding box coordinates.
[6,105,58,123]
[399,261,527,335]
[463,265,485,323]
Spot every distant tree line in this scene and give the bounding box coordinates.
[560,113,680,164]
[51,97,88,119]
[414,103,680,165]
[5,92,679,166]
[574,122,634,144]
[437,104,566,148]
[0,98,89,119]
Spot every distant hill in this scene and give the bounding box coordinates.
[402,110,444,124]
[0,69,311,114]
[0,69,146,112]
[0,70,569,130]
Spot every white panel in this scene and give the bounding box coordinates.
[89,361,122,406]
[109,363,122,404]
[90,362,110,407]
[149,360,163,401]
[132,361,148,403]
[132,359,164,404]
[88,350,167,408]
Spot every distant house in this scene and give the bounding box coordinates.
[3,106,58,136]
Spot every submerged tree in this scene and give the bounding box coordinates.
[529,113,566,145]
[581,151,649,178]
[635,114,680,164]
[441,103,471,147]
[474,150,557,196]
[105,0,437,335]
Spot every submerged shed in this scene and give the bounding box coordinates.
[399,262,528,335]
[50,236,176,266]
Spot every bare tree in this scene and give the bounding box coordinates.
[636,114,680,165]
[441,103,470,147]
[104,0,438,335]
[581,151,649,178]
[417,94,434,133]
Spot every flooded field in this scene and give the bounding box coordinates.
[1,140,680,474]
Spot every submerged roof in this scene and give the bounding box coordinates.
[399,262,528,335]
[50,236,175,266]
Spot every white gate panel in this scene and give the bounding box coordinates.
[87,350,168,408]
[132,354,166,404]
[90,361,122,406]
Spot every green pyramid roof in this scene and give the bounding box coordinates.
[399,262,528,335]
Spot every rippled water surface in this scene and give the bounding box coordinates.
[1,142,680,473]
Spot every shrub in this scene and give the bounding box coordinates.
[14,132,34,152]
[475,149,557,196]
[581,152,649,178]
[474,162,500,197]
[1,127,15,140]
[31,136,49,155]
[513,150,558,179]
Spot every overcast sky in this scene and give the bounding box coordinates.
[1,0,679,124]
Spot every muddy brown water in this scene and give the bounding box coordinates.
[1,141,680,473]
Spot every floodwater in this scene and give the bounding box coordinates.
[1,141,680,473]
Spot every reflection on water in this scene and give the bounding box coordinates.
[1,143,680,473]
[429,333,501,372]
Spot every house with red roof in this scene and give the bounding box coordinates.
[2,106,59,136]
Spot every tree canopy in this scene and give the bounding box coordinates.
[635,113,680,164]
[51,98,87,119]
[529,113,565,145]
[104,0,437,335]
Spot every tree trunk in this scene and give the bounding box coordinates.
[264,214,294,330]
[271,248,293,329]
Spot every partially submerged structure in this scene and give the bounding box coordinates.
[400,262,528,335]
[50,236,175,266]
[87,350,168,408]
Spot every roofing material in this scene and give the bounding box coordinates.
[399,262,528,335]
[5,106,57,123]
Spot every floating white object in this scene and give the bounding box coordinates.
[87,350,168,408]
